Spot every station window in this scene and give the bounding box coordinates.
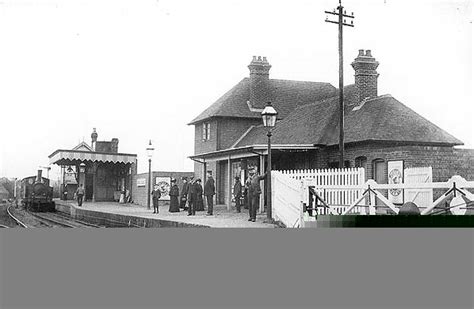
[202,122,211,141]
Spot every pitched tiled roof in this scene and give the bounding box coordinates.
[235,85,463,147]
[188,78,336,125]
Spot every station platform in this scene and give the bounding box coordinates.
[55,200,276,228]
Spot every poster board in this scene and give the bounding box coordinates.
[388,160,404,204]
[155,176,171,201]
[136,178,146,187]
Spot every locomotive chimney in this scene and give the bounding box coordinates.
[37,170,43,183]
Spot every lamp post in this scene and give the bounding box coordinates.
[261,102,278,223]
[146,140,154,210]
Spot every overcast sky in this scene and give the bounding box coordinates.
[0,0,472,180]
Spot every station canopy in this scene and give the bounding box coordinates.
[49,149,137,166]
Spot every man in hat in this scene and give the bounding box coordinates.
[204,171,215,216]
[187,176,196,216]
[151,185,161,214]
[75,184,85,206]
[246,168,267,222]
[233,176,242,213]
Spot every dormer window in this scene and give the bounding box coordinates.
[202,122,211,141]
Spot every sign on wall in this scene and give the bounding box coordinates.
[137,178,146,187]
[388,160,404,204]
[155,177,171,201]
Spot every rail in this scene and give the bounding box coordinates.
[7,205,28,228]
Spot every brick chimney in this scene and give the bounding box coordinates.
[111,138,119,153]
[248,56,272,108]
[351,49,379,103]
[91,128,98,151]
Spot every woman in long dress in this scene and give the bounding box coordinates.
[168,179,180,213]
[194,179,205,211]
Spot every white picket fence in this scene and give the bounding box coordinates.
[271,167,474,227]
[278,168,366,215]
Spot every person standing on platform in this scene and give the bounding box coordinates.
[233,176,242,213]
[75,184,85,206]
[169,178,180,213]
[194,179,204,211]
[151,185,161,214]
[187,177,196,216]
[247,169,267,222]
[204,171,215,216]
[180,177,189,210]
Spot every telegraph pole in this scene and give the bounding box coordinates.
[325,0,354,168]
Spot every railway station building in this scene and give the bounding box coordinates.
[189,52,474,211]
[49,128,137,203]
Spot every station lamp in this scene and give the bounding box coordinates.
[146,140,155,210]
[261,102,278,222]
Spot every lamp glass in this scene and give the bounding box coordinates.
[146,141,154,159]
[261,102,278,127]
[79,163,86,173]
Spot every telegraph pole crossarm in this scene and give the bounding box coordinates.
[325,0,355,168]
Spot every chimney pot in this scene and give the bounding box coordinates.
[365,50,372,57]
[252,56,257,61]
[358,49,364,56]
[257,56,262,61]
[263,56,267,62]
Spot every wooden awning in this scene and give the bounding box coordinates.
[49,149,137,165]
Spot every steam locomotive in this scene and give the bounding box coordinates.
[20,170,55,212]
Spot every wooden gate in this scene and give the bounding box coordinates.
[404,167,433,209]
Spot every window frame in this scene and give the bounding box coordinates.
[202,122,211,141]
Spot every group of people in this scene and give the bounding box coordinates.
[150,168,267,223]
[151,171,216,216]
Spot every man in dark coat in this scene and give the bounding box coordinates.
[168,178,180,213]
[233,176,242,213]
[247,169,267,222]
[187,177,196,216]
[180,177,189,210]
[204,171,215,216]
[151,185,161,214]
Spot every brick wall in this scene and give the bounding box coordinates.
[194,119,218,155]
[324,143,474,182]
[132,171,194,207]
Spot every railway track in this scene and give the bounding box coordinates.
[28,211,102,228]
[5,203,101,228]
[6,204,28,228]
